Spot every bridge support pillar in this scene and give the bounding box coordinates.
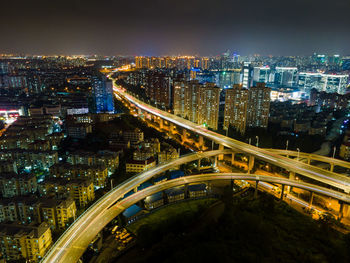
[330,163,334,173]
[280,184,285,200]
[218,144,224,160]
[287,172,295,193]
[307,158,311,165]
[159,118,164,130]
[169,122,175,134]
[309,192,314,207]
[182,128,187,142]
[184,184,189,199]
[254,180,259,199]
[231,153,235,165]
[198,135,204,150]
[338,201,344,221]
[248,156,255,174]
[134,187,138,193]
[214,156,218,167]
[197,159,201,169]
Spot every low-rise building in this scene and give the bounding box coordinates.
[126,157,156,173]
[0,160,17,173]
[39,178,95,207]
[145,192,164,210]
[0,173,37,198]
[67,150,119,174]
[123,128,144,144]
[188,184,207,198]
[0,196,40,224]
[66,123,92,139]
[0,222,52,262]
[0,149,58,170]
[50,163,108,188]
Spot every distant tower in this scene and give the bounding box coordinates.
[242,62,253,88]
[92,74,115,113]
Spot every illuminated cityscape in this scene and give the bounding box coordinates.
[1,0,350,262]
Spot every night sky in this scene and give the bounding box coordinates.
[1,0,350,56]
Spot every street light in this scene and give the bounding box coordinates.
[256,136,259,147]
[297,148,300,162]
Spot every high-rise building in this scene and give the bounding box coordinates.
[173,80,220,130]
[223,84,248,134]
[224,82,270,134]
[201,57,209,70]
[247,83,271,129]
[274,67,298,87]
[92,74,115,113]
[298,72,348,94]
[242,62,253,88]
[145,71,173,109]
[253,66,271,83]
[197,83,220,130]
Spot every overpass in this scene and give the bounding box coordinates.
[41,169,350,263]
[113,85,350,193]
[40,75,350,262]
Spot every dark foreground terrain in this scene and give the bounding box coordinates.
[116,192,350,263]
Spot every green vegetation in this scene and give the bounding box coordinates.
[117,193,350,263]
[127,198,217,233]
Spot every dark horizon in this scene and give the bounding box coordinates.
[1,0,350,56]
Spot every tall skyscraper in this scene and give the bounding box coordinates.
[242,62,253,88]
[201,57,209,70]
[247,83,271,129]
[146,71,172,109]
[197,83,220,130]
[223,84,248,134]
[173,80,220,130]
[224,82,270,134]
[92,75,115,113]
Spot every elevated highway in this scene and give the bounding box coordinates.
[41,170,350,263]
[113,85,350,193]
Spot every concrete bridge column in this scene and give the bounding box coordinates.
[247,155,255,174]
[197,159,201,169]
[307,158,311,165]
[182,128,187,142]
[159,118,164,130]
[330,163,334,173]
[214,156,218,167]
[198,135,204,150]
[287,172,295,193]
[280,184,285,200]
[254,180,259,198]
[343,204,350,219]
[309,192,314,207]
[133,187,138,193]
[338,201,344,221]
[218,144,224,160]
[184,184,189,199]
[231,153,235,165]
[169,122,175,134]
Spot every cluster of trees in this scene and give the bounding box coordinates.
[119,193,350,263]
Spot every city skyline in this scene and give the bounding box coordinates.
[1,0,350,56]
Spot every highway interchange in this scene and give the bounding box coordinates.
[40,75,350,262]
